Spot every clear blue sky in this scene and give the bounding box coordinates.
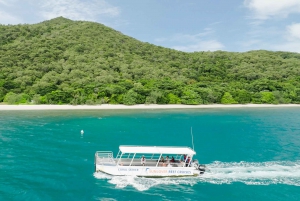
[1,0,300,53]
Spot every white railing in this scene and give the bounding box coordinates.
[95,151,116,165]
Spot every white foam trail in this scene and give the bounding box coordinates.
[93,172,197,191]
[94,161,300,191]
[93,172,113,180]
[200,161,300,186]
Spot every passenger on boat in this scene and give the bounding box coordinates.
[166,156,170,164]
[185,156,190,167]
[160,156,165,163]
[170,156,175,163]
[141,155,146,166]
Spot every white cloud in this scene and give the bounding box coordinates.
[275,43,300,53]
[239,39,261,48]
[0,0,19,24]
[156,29,224,52]
[273,23,300,52]
[0,0,15,6]
[155,29,213,43]
[173,40,224,52]
[0,10,21,24]
[38,0,120,21]
[0,0,9,6]
[245,0,300,19]
[0,0,121,25]
[286,23,300,40]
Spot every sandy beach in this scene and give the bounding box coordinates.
[0,104,300,110]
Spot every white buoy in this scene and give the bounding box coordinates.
[81,130,84,135]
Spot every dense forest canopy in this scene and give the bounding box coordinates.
[1,17,300,105]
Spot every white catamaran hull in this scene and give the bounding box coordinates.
[95,146,206,177]
[96,164,201,177]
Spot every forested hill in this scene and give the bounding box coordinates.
[1,17,300,105]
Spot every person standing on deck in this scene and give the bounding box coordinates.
[166,156,170,164]
[170,156,175,163]
[186,156,191,167]
[141,155,146,166]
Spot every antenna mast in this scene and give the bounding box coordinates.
[191,127,195,151]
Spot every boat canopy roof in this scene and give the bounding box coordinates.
[119,145,196,155]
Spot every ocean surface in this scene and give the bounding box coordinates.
[0,108,300,201]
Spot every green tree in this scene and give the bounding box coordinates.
[260,91,275,103]
[0,87,6,102]
[221,92,237,104]
[167,93,181,104]
[3,92,29,104]
[145,91,162,104]
[3,92,18,104]
[31,94,42,104]
[181,89,202,105]
[123,89,139,105]
[234,89,251,104]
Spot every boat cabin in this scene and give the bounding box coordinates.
[95,145,197,168]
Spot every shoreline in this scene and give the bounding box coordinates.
[0,104,300,110]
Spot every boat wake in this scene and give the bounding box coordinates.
[93,160,300,191]
[199,161,300,185]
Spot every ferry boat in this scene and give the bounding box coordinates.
[94,145,206,177]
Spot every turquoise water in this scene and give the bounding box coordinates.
[0,108,300,200]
